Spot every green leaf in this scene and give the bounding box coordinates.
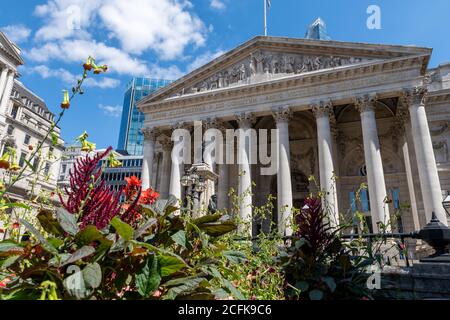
[19,219,58,256]
[222,278,245,300]
[75,225,104,246]
[164,195,179,216]
[1,255,21,268]
[111,217,134,242]
[56,208,79,236]
[171,230,187,249]
[0,202,32,210]
[136,255,161,297]
[50,131,58,146]
[309,289,324,300]
[62,263,102,299]
[295,281,309,292]
[322,277,336,293]
[295,238,306,249]
[158,254,186,277]
[223,251,247,264]
[197,221,237,237]
[192,213,222,226]
[47,237,64,249]
[37,209,64,236]
[61,246,95,266]
[82,262,102,289]
[163,277,208,300]
[24,159,35,173]
[133,218,157,239]
[63,267,87,299]
[0,241,23,253]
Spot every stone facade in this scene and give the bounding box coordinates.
[0,31,64,205]
[137,36,450,236]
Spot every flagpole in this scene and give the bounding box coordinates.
[264,0,267,36]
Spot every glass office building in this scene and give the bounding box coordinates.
[117,78,172,156]
[305,17,331,41]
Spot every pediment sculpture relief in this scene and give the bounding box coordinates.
[177,50,373,96]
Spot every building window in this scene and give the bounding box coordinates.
[11,105,19,119]
[44,163,51,176]
[391,188,403,232]
[349,189,372,233]
[24,134,31,145]
[33,157,40,171]
[19,152,27,168]
[62,164,67,174]
[7,125,14,135]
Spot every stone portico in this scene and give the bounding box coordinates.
[137,36,450,236]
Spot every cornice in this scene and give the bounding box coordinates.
[426,88,450,105]
[141,54,426,114]
[138,37,431,107]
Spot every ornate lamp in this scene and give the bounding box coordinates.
[181,167,206,211]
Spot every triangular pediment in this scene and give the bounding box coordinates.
[0,32,25,66]
[139,36,431,105]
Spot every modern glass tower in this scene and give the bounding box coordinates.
[117,78,172,156]
[305,17,331,40]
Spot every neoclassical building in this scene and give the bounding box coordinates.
[0,31,65,203]
[137,34,450,237]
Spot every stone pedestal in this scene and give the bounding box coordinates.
[376,262,450,300]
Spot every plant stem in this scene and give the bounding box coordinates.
[0,74,87,199]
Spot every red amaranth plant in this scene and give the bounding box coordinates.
[59,147,121,230]
[295,197,336,259]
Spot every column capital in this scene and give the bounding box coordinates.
[311,100,333,119]
[401,86,428,106]
[394,96,411,135]
[354,94,378,113]
[236,112,256,128]
[158,136,173,151]
[272,106,293,123]
[141,127,159,141]
[203,117,221,130]
[172,121,191,131]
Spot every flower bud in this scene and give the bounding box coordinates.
[61,90,70,109]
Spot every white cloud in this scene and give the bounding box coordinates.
[99,0,207,59]
[210,0,226,10]
[187,50,225,72]
[98,104,123,117]
[25,65,120,89]
[147,64,184,80]
[26,40,150,76]
[32,0,207,60]
[34,0,102,41]
[1,24,32,43]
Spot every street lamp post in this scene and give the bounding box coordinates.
[181,166,206,213]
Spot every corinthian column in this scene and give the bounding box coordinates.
[312,101,339,227]
[0,70,15,116]
[272,107,293,236]
[405,88,447,225]
[396,98,421,230]
[0,67,9,102]
[141,127,159,190]
[355,95,390,232]
[236,113,256,236]
[169,122,190,202]
[159,137,173,199]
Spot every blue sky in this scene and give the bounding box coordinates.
[1,0,450,149]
